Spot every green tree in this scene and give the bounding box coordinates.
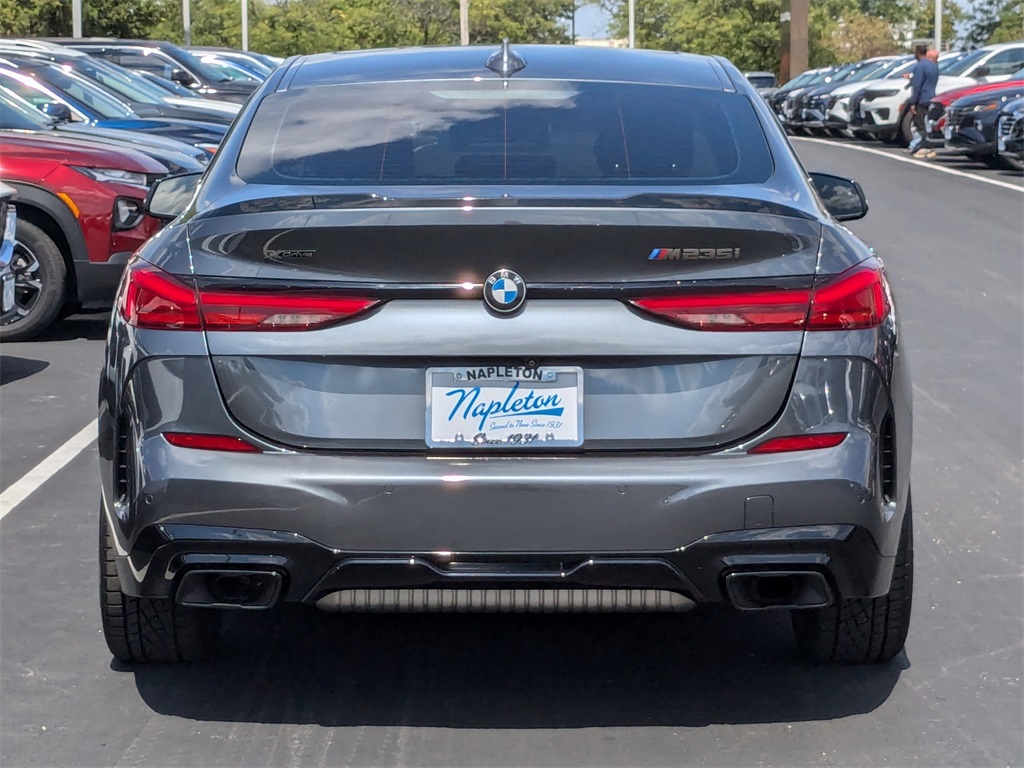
[907,0,964,45]
[987,1,1023,42]
[830,12,901,63]
[965,0,1023,45]
[606,0,782,71]
[0,0,161,36]
[470,0,573,44]
[604,0,868,74]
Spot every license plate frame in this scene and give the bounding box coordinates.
[425,365,583,449]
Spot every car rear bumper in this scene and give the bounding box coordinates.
[109,511,892,609]
[106,426,904,604]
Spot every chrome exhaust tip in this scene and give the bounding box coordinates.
[724,570,833,611]
[176,569,283,610]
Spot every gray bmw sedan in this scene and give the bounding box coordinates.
[98,43,912,664]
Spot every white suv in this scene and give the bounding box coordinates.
[856,43,1024,144]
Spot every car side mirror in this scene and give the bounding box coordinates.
[145,172,202,221]
[171,68,197,87]
[40,101,73,123]
[972,65,990,78]
[809,172,869,222]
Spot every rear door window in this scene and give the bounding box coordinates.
[237,79,774,186]
[106,51,179,80]
[985,48,1024,77]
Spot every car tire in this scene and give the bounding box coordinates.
[897,110,914,146]
[99,508,218,663]
[0,220,66,342]
[791,493,913,664]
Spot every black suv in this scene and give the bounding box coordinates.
[49,39,258,104]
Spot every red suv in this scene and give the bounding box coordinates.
[0,133,166,340]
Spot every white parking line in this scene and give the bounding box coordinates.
[0,419,97,520]
[792,136,1024,192]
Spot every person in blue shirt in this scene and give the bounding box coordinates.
[908,44,940,157]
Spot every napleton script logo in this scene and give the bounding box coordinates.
[648,247,742,261]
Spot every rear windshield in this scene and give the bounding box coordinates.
[236,79,774,185]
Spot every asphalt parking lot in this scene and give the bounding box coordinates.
[1,139,1022,767]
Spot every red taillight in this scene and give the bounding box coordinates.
[121,261,202,330]
[199,292,379,331]
[628,264,889,332]
[748,432,847,454]
[629,289,811,331]
[806,265,890,331]
[120,261,379,331]
[164,432,262,453]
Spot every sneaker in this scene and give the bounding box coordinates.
[914,149,930,158]
[926,150,937,159]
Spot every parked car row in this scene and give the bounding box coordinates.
[756,41,1024,170]
[0,37,279,340]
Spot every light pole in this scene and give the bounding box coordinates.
[934,0,942,51]
[460,0,469,45]
[242,0,249,51]
[628,0,635,48]
[183,0,192,46]
[72,0,82,37]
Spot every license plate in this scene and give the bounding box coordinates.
[1,274,13,313]
[944,125,953,140]
[426,366,583,448]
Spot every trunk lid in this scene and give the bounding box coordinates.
[190,203,821,452]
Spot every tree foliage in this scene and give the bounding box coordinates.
[987,2,1024,43]
[605,0,969,76]
[1,0,571,53]
[965,0,1023,45]
[0,0,163,37]
[830,13,902,63]
[0,0,997,76]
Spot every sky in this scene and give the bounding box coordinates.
[571,3,612,40]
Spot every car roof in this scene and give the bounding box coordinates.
[285,45,735,91]
[0,48,83,65]
[45,38,181,52]
[981,41,1024,51]
[0,39,70,53]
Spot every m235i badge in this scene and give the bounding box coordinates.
[648,247,742,261]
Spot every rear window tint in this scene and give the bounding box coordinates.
[236,79,774,185]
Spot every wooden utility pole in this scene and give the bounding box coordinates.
[780,0,808,82]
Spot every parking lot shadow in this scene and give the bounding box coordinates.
[129,604,906,728]
[0,356,49,385]
[30,313,110,343]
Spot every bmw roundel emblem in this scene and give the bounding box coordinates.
[484,269,526,313]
